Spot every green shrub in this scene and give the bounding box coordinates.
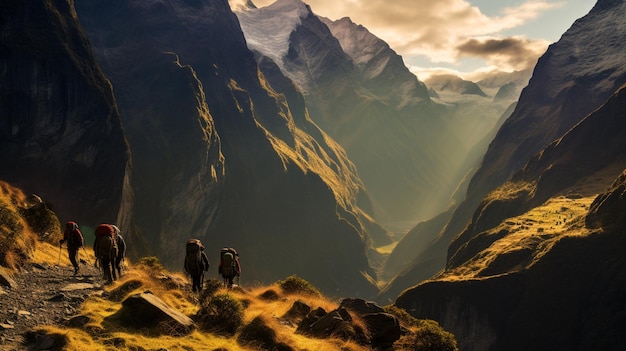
[277,275,321,297]
[139,256,165,277]
[196,293,244,335]
[199,279,222,300]
[385,305,419,327]
[394,319,458,351]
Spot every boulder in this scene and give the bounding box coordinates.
[340,298,384,315]
[361,312,401,347]
[108,291,195,336]
[281,300,311,322]
[237,316,293,351]
[296,307,357,341]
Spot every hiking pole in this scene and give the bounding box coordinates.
[82,246,88,261]
[57,242,62,266]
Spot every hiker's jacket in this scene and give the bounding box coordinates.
[63,225,84,249]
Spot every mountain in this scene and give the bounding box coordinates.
[0,0,132,230]
[379,0,626,303]
[235,0,500,230]
[390,0,626,348]
[396,85,626,351]
[74,0,379,297]
[425,75,487,97]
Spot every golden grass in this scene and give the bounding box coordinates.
[375,241,398,254]
[0,181,42,269]
[442,195,596,281]
[27,247,373,351]
[0,181,454,350]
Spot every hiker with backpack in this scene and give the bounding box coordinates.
[59,221,84,275]
[219,247,241,289]
[184,239,209,292]
[93,224,118,284]
[111,225,126,278]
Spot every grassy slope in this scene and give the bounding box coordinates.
[1,180,457,351]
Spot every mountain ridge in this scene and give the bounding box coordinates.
[380,0,626,303]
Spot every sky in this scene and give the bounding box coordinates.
[231,0,596,81]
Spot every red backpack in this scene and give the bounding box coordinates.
[94,224,118,260]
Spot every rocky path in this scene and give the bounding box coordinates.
[0,260,105,350]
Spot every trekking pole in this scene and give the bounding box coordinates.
[57,242,62,266]
[81,246,89,263]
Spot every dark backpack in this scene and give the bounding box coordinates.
[68,229,83,248]
[185,239,204,274]
[95,224,118,260]
[219,247,239,277]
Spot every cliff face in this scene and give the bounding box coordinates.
[396,83,626,351]
[75,0,378,296]
[0,0,132,229]
[236,0,487,227]
[381,0,626,302]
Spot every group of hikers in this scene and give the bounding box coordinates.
[59,221,241,290]
[184,238,241,292]
[60,221,126,284]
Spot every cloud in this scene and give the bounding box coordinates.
[238,0,562,73]
[455,36,550,70]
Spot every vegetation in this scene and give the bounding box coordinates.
[0,181,458,350]
[277,274,322,296]
[196,292,245,335]
[0,181,59,269]
[394,319,458,351]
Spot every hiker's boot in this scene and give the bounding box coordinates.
[73,266,79,276]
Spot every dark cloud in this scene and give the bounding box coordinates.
[455,37,548,69]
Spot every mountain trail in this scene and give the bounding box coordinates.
[0,258,106,350]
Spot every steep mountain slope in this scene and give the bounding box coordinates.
[236,0,495,228]
[0,0,132,229]
[397,104,626,349]
[381,0,626,302]
[75,0,378,296]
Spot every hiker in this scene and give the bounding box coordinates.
[59,221,84,275]
[111,225,126,278]
[93,224,118,284]
[219,247,241,288]
[184,239,209,292]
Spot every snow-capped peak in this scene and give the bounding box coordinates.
[235,0,312,68]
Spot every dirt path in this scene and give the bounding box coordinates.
[0,259,105,350]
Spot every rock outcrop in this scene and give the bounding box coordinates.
[383,0,626,301]
[75,0,378,297]
[395,77,626,351]
[109,292,195,336]
[237,0,490,227]
[0,0,132,227]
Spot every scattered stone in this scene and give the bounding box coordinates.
[32,263,47,270]
[67,314,92,328]
[1,323,15,330]
[340,298,384,315]
[238,316,293,351]
[49,293,68,302]
[282,300,311,322]
[0,271,16,289]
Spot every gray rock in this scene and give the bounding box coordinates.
[0,271,16,289]
[109,291,195,336]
